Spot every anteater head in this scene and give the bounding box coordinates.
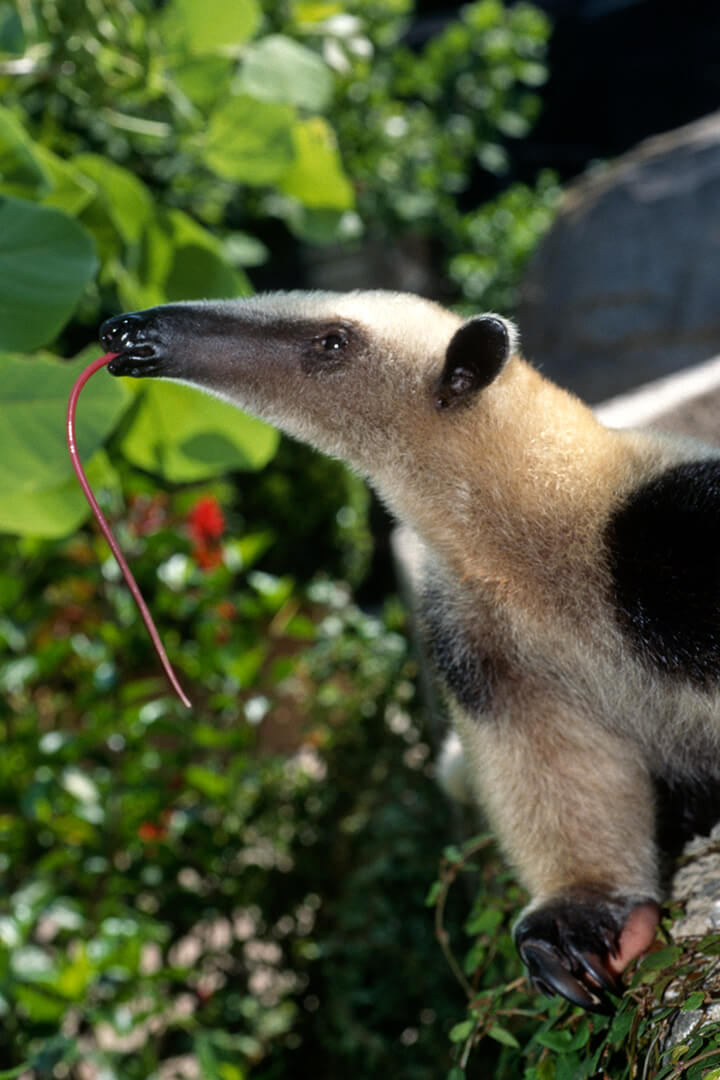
[101,289,517,499]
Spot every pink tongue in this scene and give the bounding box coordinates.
[66,352,191,709]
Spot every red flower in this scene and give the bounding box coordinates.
[188,496,225,544]
[139,821,167,842]
[188,496,225,570]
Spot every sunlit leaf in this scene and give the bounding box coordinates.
[239,35,333,110]
[278,118,354,209]
[161,0,260,54]
[119,381,279,483]
[203,97,296,185]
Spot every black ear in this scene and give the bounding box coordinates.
[435,315,511,410]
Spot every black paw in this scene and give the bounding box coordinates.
[514,893,638,1014]
[100,312,166,378]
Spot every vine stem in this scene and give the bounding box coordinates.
[66,352,192,710]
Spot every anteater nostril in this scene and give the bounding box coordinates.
[99,312,147,351]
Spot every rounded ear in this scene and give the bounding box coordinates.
[435,315,513,410]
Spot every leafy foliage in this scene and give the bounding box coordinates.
[0,0,557,537]
[0,489,468,1078]
[426,840,720,1079]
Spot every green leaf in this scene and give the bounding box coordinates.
[0,451,120,538]
[239,35,334,110]
[449,1019,474,1043]
[682,990,706,1010]
[0,1066,32,1080]
[535,1029,580,1052]
[487,1023,520,1049]
[203,96,296,185]
[0,197,98,351]
[0,350,130,495]
[73,154,154,247]
[186,766,230,799]
[0,106,50,196]
[278,118,354,210]
[128,209,250,310]
[424,881,443,907]
[161,0,260,53]
[536,1059,555,1080]
[464,906,503,935]
[697,934,720,955]
[36,148,97,217]
[14,983,66,1023]
[636,944,683,974]
[172,56,234,109]
[118,381,280,483]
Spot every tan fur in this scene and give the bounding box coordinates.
[127,289,720,926]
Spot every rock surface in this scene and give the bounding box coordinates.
[518,112,720,402]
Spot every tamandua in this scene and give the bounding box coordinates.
[101,289,720,1011]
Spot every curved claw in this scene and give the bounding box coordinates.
[519,940,613,1014]
[566,942,620,995]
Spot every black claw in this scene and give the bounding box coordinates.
[566,942,619,995]
[519,940,612,1014]
[512,892,651,1014]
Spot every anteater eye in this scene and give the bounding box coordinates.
[320,330,348,351]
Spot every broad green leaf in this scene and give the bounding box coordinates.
[73,154,153,246]
[119,381,279,483]
[165,245,248,301]
[160,0,260,54]
[0,106,50,196]
[0,350,130,494]
[0,451,120,538]
[163,209,251,300]
[130,209,250,309]
[239,35,333,110]
[203,97,296,185]
[278,118,354,209]
[0,197,98,351]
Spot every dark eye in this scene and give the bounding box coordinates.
[319,330,348,351]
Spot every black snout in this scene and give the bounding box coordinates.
[100,311,166,378]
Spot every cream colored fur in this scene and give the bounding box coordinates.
[162,289,720,912]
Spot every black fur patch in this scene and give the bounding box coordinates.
[655,774,720,859]
[606,460,720,685]
[420,586,495,714]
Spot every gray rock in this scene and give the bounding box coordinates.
[518,112,720,402]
